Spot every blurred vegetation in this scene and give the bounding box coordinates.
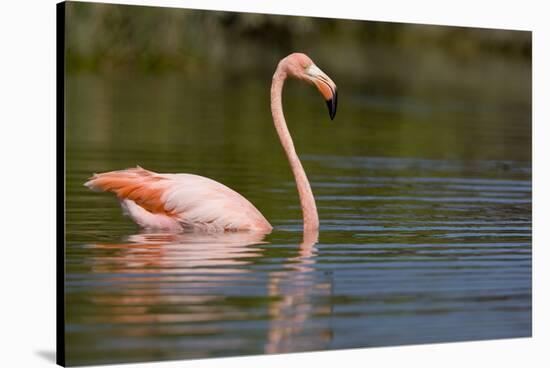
[65,2,530,73]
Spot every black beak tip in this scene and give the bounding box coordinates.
[326,89,338,120]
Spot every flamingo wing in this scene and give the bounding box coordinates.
[85,167,272,232]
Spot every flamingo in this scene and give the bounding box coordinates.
[85,53,337,233]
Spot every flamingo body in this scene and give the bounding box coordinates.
[85,167,272,232]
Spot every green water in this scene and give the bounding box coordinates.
[65,58,531,365]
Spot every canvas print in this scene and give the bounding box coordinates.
[58,1,532,366]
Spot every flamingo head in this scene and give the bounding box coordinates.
[281,52,338,120]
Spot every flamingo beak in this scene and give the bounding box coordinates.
[307,64,338,120]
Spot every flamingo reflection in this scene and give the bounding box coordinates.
[82,229,333,356]
[265,229,333,353]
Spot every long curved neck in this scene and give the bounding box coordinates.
[271,67,319,231]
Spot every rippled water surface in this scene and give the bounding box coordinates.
[65,71,531,366]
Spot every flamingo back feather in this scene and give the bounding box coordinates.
[85,167,171,215]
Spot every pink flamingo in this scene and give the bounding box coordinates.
[85,53,337,233]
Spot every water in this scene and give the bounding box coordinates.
[65,70,531,365]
